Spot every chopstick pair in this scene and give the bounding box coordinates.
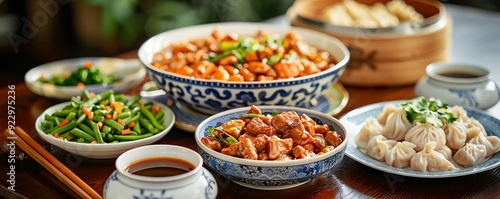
[3,126,102,199]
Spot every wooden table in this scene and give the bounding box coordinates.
[2,3,500,199]
[1,75,499,199]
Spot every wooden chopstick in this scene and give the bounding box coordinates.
[4,127,103,199]
[3,129,91,198]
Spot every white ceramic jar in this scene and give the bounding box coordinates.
[103,145,217,199]
[415,62,500,109]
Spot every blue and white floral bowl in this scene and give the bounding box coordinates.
[194,106,348,190]
[138,22,350,114]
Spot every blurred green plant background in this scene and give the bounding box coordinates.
[0,0,295,84]
[79,0,295,51]
[1,0,498,86]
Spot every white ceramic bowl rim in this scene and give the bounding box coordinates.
[138,22,350,85]
[195,105,348,167]
[426,62,490,83]
[115,145,203,182]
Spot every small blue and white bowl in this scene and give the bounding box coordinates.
[104,145,217,199]
[194,106,348,190]
[138,22,350,114]
[415,62,500,109]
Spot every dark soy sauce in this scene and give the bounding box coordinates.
[439,71,481,78]
[124,156,195,177]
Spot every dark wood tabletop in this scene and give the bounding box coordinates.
[2,3,500,199]
[1,72,500,199]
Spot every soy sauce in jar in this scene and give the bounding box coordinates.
[124,156,195,177]
[438,71,481,78]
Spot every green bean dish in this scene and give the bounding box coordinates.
[40,89,166,144]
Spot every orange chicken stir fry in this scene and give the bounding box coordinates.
[201,105,343,160]
[151,29,337,81]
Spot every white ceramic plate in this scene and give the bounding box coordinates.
[25,57,146,100]
[339,100,500,178]
[35,97,175,159]
[142,82,349,133]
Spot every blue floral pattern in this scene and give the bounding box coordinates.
[104,169,217,199]
[199,149,345,187]
[145,64,344,112]
[448,88,478,107]
[196,107,347,187]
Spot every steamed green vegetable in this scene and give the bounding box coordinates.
[39,61,115,86]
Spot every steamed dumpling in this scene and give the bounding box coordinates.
[435,145,452,160]
[405,123,446,151]
[486,136,500,155]
[468,128,500,157]
[355,116,383,149]
[466,126,482,142]
[382,108,413,141]
[410,142,457,172]
[366,135,398,162]
[443,121,467,150]
[323,3,355,27]
[377,103,398,125]
[370,3,400,27]
[385,141,416,168]
[453,143,487,167]
[448,105,469,124]
[386,0,424,23]
[343,0,379,28]
[466,117,487,137]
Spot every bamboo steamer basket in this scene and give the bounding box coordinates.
[287,0,451,86]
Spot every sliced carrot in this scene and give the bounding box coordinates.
[151,105,161,113]
[110,101,115,108]
[105,114,112,119]
[76,82,85,88]
[104,106,110,111]
[128,121,135,128]
[97,121,103,130]
[54,133,59,138]
[84,61,92,69]
[39,73,46,81]
[89,92,96,99]
[82,106,91,117]
[82,106,94,120]
[91,141,99,144]
[117,119,125,126]
[121,129,131,135]
[58,119,69,127]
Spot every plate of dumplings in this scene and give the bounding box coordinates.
[339,97,500,178]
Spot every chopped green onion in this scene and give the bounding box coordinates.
[219,41,237,51]
[208,127,238,146]
[241,113,262,118]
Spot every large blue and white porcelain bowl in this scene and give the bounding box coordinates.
[194,106,348,190]
[138,22,349,114]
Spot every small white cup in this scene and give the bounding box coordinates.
[415,62,500,109]
[103,145,217,199]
